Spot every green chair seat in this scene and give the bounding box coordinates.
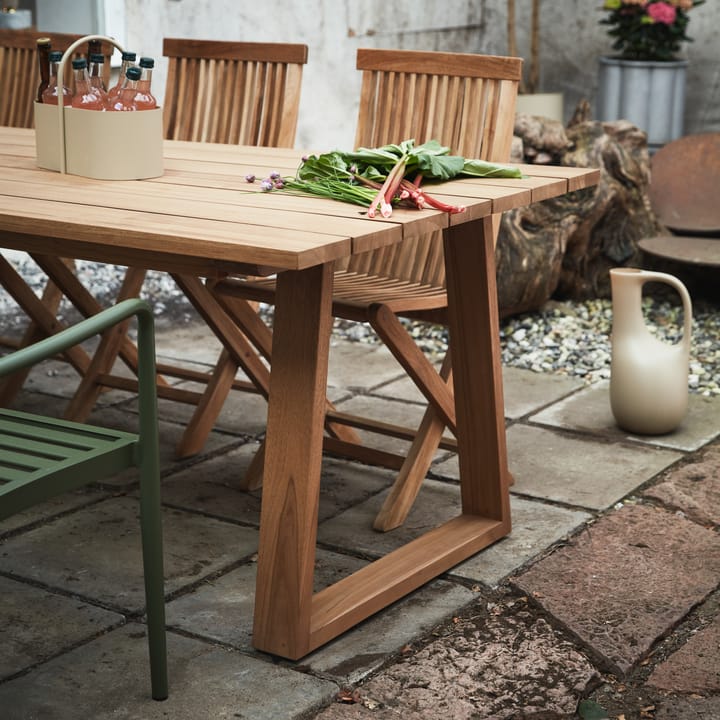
[0,298,168,701]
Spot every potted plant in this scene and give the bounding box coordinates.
[596,0,704,151]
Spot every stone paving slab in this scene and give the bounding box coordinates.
[166,544,476,687]
[300,579,475,686]
[433,423,681,510]
[160,450,395,526]
[0,486,108,536]
[449,496,591,587]
[312,595,598,720]
[370,364,585,421]
[22,356,137,407]
[643,440,720,526]
[317,482,591,588]
[0,496,258,612]
[0,623,338,720]
[530,380,720,452]
[506,424,682,510]
[327,340,402,393]
[166,549,367,654]
[0,575,123,680]
[512,502,720,675]
[157,442,263,522]
[333,394,439,457]
[317,479,462,559]
[502,366,586,420]
[153,381,270,437]
[154,320,224,365]
[647,613,720,693]
[654,696,720,719]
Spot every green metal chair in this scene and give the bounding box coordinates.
[0,298,168,701]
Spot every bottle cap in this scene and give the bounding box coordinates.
[139,57,155,68]
[48,51,63,62]
[89,53,105,63]
[126,66,142,81]
[121,51,137,61]
[72,58,87,70]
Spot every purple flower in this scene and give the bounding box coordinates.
[274,179,285,189]
[270,171,281,180]
[245,174,255,183]
[260,179,273,191]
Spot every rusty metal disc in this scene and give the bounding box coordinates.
[649,133,720,235]
[639,235,720,268]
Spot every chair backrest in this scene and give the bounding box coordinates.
[347,48,522,284]
[162,38,308,146]
[0,29,112,128]
[649,132,720,236]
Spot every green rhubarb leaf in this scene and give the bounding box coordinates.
[411,139,451,157]
[297,152,352,182]
[345,145,404,166]
[359,165,386,182]
[461,159,523,178]
[413,153,465,181]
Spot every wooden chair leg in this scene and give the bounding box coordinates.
[0,254,93,376]
[369,303,456,434]
[0,261,66,405]
[31,257,168,383]
[172,275,275,456]
[63,266,149,421]
[242,441,265,491]
[373,353,453,532]
[175,348,239,458]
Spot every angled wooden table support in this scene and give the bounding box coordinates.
[253,212,512,658]
[0,127,599,660]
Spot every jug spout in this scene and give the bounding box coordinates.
[609,268,692,435]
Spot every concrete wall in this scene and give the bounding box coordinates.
[117,0,719,151]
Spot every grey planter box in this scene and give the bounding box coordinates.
[597,56,687,152]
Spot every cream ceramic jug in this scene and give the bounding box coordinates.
[609,268,692,435]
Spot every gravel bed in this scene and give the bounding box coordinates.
[2,256,718,397]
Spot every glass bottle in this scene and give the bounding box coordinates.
[107,51,137,102]
[134,57,157,110]
[107,66,142,112]
[35,37,52,103]
[71,58,105,111]
[41,51,72,106]
[86,38,102,69]
[88,52,108,103]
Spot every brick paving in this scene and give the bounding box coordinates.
[1,318,719,719]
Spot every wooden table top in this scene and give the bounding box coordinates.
[0,126,600,276]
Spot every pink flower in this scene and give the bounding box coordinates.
[647,1,677,24]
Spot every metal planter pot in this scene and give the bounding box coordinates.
[597,56,687,152]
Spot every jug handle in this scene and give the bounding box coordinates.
[639,270,692,349]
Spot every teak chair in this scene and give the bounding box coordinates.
[209,48,522,530]
[638,132,720,268]
[1,38,309,459]
[0,298,168,701]
[0,30,113,399]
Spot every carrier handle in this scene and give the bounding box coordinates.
[53,34,125,174]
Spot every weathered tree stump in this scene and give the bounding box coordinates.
[496,116,664,317]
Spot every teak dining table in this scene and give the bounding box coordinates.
[0,126,600,660]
